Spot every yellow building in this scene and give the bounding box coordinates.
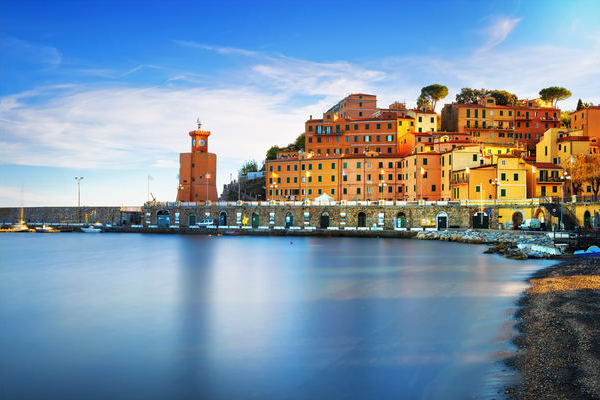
[450,165,496,201]
[407,109,438,133]
[535,128,588,165]
[441,146,483,200]
[496,155,527,200]
[525,161,564,200]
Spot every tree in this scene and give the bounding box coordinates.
[539,87,572,108]
[239,160,259,175]
[563,154,585,197]
[416,94,431,111]
[292,133,305,151]
[560,111,571,128]
[266,145,281,161]
[420,84,448,112]
[576,99,593,110]
[455,88,488,104]
[488,90,518,106]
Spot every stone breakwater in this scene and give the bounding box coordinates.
[415,230,561,259]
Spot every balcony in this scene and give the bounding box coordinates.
[540,116,559,121]
[537,176,563,183]
[515,115,532,120]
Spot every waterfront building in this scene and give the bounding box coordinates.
[525,161,563,199]
[267,154,340,201]
[401,152,442,201]
[176,122,218,202]
[340,153,404,201]
[535,128,589,165]
[571,106,600,139]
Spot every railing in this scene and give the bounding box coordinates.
[537,176,563,183]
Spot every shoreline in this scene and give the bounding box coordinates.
[506,257,600,400]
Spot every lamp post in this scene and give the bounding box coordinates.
[75,176,84,223]
[465,167,470,203]
[378,181,387,201]
[559,172,571,231]
[305,171,310,202]
[74,177,84,207]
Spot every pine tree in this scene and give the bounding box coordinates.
[577,98,584,111]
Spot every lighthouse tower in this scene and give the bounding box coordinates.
[176,120,218,202]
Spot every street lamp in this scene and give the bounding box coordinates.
[378,181,387,201]
[491,177,500,202]
[465,167,470,202]
[559,171,571,231]
[74,177,84,207]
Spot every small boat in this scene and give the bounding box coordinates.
[8,220,29,232]
[223,230,242,236]
[81,226,102,233]
[574,245,600,257]
[35,225,60,233]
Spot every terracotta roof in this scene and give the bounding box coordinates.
[557,136,590,142]
[532,162,562,169]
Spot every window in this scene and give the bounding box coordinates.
[423,158,428,165]
[357,162,361,168]
[364,135,371,142]
[475,185,480,193]
[501,173,506,180]
[431,185,436,191]
[286,165,290,171]
[308,126,313,132]
[308,137,313,143]
[269,165,273,172]
[317,176,322,182]
[277,165,281,171]
[365,124,370,130]
[501,189,506,197]
[472,154,477,162]
[354,124,359,130]
[343,175,347,181]
[378,162,383,168]
[387,123,392,129]
[343,188,347,194]
[430,117,434,123]
[357,174,361,181]
[376,123,381,129]
[513,173,519,181]
[357,188,361,194]
[418,116,422,122]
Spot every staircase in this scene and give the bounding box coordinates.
[541,198,579,230]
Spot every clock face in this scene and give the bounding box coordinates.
[199,139,206,146]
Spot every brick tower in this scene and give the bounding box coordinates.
[176,120,218,202]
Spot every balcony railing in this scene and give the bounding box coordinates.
[537,176,563,183]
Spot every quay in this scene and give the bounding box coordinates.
[3,198,600,233]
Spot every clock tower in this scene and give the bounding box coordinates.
[176,120,218,203]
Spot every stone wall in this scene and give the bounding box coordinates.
[143,204,496,230]
[0,207,122,225]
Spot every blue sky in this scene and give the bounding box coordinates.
[1,0,599,206]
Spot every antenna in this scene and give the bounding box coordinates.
[196,118,202,130]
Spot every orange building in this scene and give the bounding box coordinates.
[176,122,218,202]
[401,152,442,201]
[266,154,341,201]
[441,96,560,154]
[340,153,404,201]
[571,106,600,139]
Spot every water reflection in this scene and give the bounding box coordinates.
[0,234,553,399]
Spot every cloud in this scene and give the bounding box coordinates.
[479,16,522,52]
[0,37,62,67]
[173,40,262,57]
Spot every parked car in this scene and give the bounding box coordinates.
[197,219,215,227]
[519,219,541,230]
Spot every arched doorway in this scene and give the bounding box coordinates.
[396,212,406,228]
[535,208,546,230]
[157,210,170,227]
[357,212,367,227]
[436,212,448,230]
[584,210,591,229]
[320,212,330,229]
[512,212,524,229]
[219,211,227,226]
[285,213,294,228]
[252,213,259,228]
[472,211,489,229]
[188,213,197,226]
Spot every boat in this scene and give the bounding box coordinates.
[574,245,600,257]
[6,208,30,232]
[81,226,102,233]
[223,230,242,236]
[35,225,60,233]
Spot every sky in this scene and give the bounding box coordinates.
[1,0,599,206]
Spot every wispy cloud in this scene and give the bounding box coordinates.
[479,16,522,52]
[173,40,263,57]
[0,37,62,67]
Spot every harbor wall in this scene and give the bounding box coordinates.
[4,201,600,231]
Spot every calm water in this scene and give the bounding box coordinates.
[0,234,553,400]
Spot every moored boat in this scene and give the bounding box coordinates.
[35,225,60,233]
[574,245,600,257]
[81,226,102,233]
